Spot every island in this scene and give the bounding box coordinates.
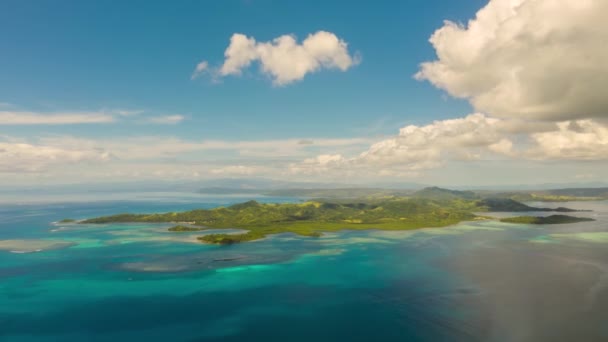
[82,187,585,244]
[58,218,76,223]
[167,225,205,232]
[500,215,595,224]
[199,231,322,244]
[475,198,585,212]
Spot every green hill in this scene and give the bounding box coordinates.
[476,198,580,212]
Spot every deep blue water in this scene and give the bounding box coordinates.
[1,194,607,341]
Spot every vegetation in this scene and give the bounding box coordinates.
[84,196,481,244]
[168,225,205,232]
[199,230,321,244]
[82,187,585,244]
[500,215,595,224]
[58,218,76,223]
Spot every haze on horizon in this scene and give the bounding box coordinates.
[1,0,607,188]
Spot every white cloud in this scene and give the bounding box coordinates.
[0,140,113,173]
[0,110,187,125]
[416,0,608,121]
[191,60,209,80]
[0,111,115,125]
[291,113,514,176]
[193,137,374,159]
[291,114,608,178]
[528,120,608,160]
[3,114,606,183]
[31,136,372,162]
[37,136,204,160]
[146,115,185,125]
[205,31,359,85]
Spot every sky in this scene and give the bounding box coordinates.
[1,0,607,188]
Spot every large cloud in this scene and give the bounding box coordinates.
[0,134,372,178]
[195,31,359,85]
[291,114,608,177]
[290,114,516,176]
[416,0,608,121]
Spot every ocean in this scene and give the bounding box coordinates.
[1,194,607,341]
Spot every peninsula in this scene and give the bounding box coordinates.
[500,215,595,225]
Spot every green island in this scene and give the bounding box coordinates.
[500,215,595,224]
[167,225,205,232]
[58,218,76,223]
[82,187,586,244]
[200,231,322,244]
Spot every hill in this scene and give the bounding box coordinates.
[477,198,581,212]
[500,215,595,224]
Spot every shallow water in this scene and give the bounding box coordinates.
[1,196,607,341]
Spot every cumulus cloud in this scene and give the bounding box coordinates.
[529,120,608,160]
[202,31,359,85]
[416,0,608,121]
[0,111,115,125]
[291,114,608,178]
[290,113,514,176]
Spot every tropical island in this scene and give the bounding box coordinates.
[81,187,590,244]
[500,215,595,225]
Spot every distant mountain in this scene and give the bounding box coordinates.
[263,188,416,198]
[197,187,263,195]
[412,187,478,201]
[545,187,608,198]
[453,182,608,191]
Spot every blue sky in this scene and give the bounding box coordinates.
[1,0,481,139]
[1,0,607,187]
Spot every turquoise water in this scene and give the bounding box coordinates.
[1,196,607,341]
